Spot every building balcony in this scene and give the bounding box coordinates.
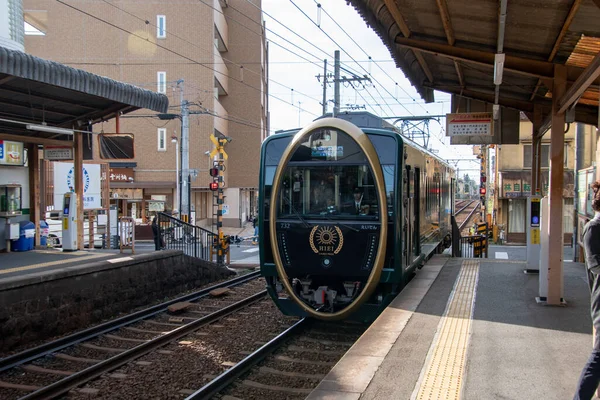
[213,97,228,138]
[214,0,228,52]
[214,46,229,96]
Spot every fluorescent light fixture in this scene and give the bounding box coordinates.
[26,124,74,135]
[494,53,505,85]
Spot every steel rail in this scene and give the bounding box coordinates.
[19,290,269,400]
[0,271,261,373]
[455,200,475,215]
[185,318,308,399]
[459,202,481,231]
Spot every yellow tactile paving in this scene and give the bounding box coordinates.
[413,259,479,400]
[0,253,110,275]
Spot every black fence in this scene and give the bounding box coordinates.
[157,212,216,260]
[451,216,488,258]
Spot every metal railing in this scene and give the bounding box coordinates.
[452,216,488,258]
[157,212,216,260]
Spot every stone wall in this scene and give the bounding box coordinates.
[0,250,234,352]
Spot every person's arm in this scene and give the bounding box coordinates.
[584,224,600,275]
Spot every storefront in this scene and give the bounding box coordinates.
[498,170,574,244]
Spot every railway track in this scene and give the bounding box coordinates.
[187,320,367,400]
[455,200,481,233]
[0,271,266,400]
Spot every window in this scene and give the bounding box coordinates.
[157,71,166,94]
[24,21,45,36]
[157,128,166,151]
[523,144,550,169]
[156,15,166,39]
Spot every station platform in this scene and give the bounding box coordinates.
[0,247,155,280]
[307,250,592,400]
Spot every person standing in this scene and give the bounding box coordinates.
[252,215,258,245]
[574,181,600,400]
[151,216,161,251]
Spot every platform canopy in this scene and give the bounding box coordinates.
[0,45,169,141]
[348,0,600,131]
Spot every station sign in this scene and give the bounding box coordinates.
[446,113,493,137]
[0,140,24,165]
[44,146,73,161]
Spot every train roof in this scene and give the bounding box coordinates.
[268,123,454,171]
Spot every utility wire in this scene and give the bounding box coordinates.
[55,0,318,118]
[315,0,430,115]
[101,0,322,105]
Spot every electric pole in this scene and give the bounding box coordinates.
[333,50,340,117]
[322,59,327,115]
[180,79,190,222]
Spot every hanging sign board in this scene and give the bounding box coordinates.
[446,113,493,136]
[0,141,24,165]
[44,146,73,161]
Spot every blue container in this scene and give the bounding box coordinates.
[40,220,49,247]
[11,221,35,252]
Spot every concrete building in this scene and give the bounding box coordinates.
[493,116,596,244]
[24,0,268,228]
[0,0,24,51]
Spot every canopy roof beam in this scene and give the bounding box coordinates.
[530,0,582,101]
[557,51,600,115]
[394,36,597,84]
[384,0,433,83]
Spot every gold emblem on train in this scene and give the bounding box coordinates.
[309,225,344,255]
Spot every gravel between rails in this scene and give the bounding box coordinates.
[0,272,264,400]
[65,300,298,400]
[215,322,367,400]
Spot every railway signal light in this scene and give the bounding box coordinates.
[480,187,486,196]
[209,167,219,177]
[209,181,218,191]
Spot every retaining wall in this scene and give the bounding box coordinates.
[0,250,234,352]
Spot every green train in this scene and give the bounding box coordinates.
[258,117,455,321]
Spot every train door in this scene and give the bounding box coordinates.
[404,165,415,268]
[413,168,421,258]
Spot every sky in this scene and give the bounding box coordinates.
[261,0,480,175]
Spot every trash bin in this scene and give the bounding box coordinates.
[11,221,35,251]
[40,220,49,247]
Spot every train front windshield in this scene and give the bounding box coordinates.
[264,128,396,221]
[278,165,378,220]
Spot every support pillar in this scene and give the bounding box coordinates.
[28,144,40,247]
[74,132,84,250]
[531,105,543,195]
[547,64,567,305]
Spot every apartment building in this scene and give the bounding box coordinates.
[494,116,596,244]
[24,0,268,228]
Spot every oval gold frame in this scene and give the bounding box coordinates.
[269,118,388,320]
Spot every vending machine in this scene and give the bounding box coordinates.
[62,192,78,251]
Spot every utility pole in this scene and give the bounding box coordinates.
[179,80,190,223]
[333,50,340,117]
[322,59,327,115]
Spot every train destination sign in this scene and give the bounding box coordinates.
[446,112,493,136]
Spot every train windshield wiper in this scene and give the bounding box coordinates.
[282,195,311,228]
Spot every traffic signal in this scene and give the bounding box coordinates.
[209,181,219,191]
